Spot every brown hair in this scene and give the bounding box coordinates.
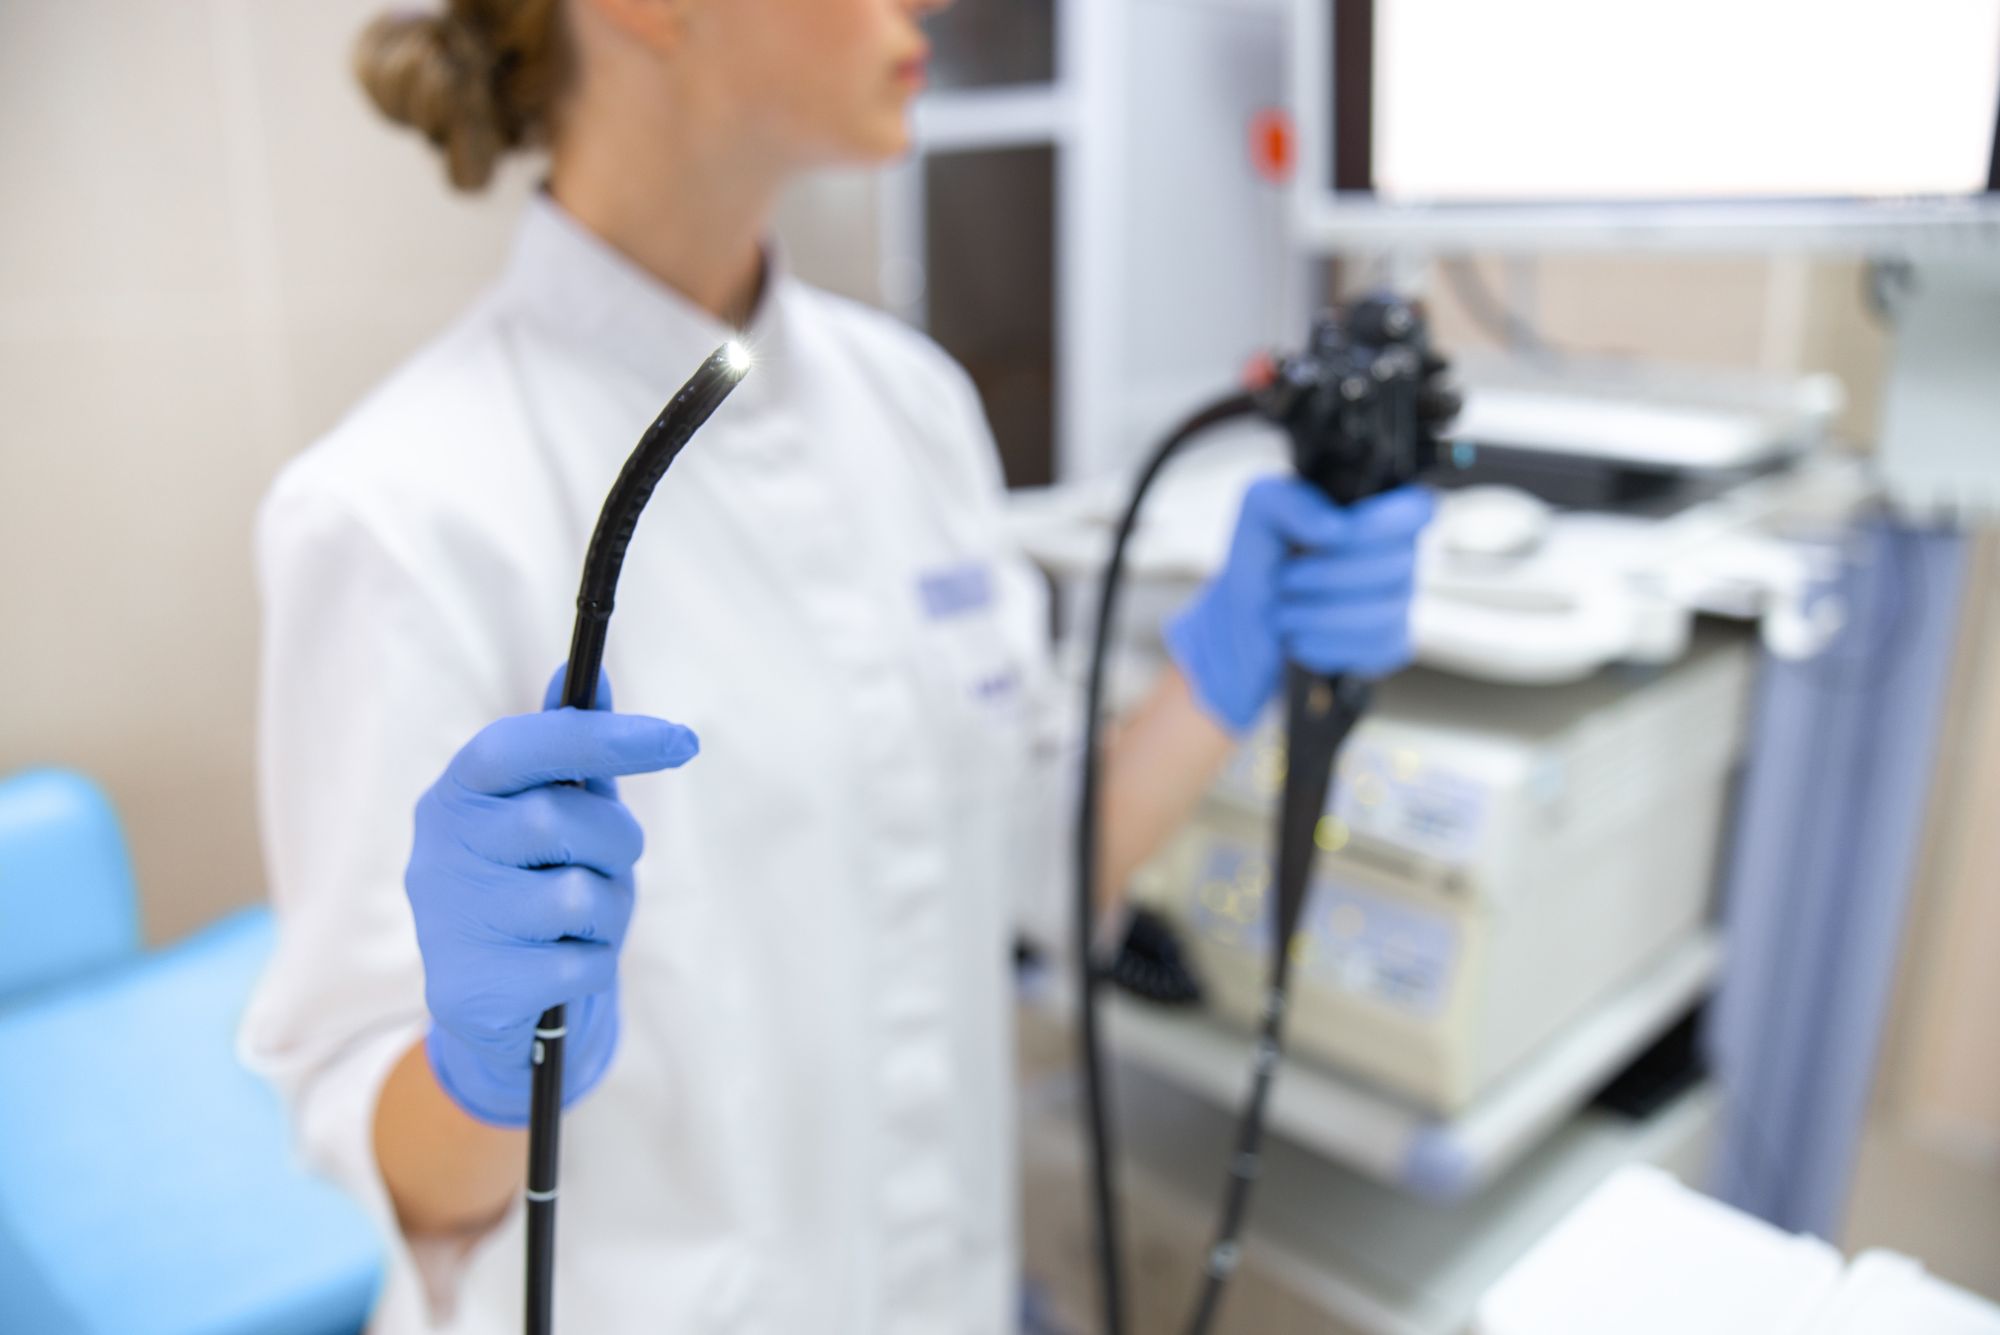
[354,1,570,192]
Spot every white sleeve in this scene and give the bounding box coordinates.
[237,470,516,1329]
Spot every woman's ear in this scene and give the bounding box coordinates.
[573,0,689,58]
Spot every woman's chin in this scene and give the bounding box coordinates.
[795,102,918,171]
[857,105,916,162]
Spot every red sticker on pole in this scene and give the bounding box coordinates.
[1243,350,1279,392]
[1249,108,1295,185]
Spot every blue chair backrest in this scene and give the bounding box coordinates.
[0,769,141,1007]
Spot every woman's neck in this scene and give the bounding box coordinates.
[547,118,779,328]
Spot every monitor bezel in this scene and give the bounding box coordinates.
[1293,0,2000,255]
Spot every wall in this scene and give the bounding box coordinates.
[0,2,909,947]
[1881,534,2000,1158]
[1416,253,1890,444]
[1839,534,2000,1299]
[0,0,535,944]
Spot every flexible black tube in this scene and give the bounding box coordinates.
[1075,392,1259,1335]
[527,340,750,1335]
[1182,668,1368,1335]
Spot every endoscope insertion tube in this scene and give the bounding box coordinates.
[527,339,751,1335]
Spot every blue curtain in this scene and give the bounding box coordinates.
[1706,517,1969,1237]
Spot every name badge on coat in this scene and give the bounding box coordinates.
[914,560,1021,712]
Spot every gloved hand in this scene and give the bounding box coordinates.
[406,667,699,1127]
[1167,480,1434,734]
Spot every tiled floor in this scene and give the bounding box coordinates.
[1016,1004,1360,1335]
[1019,1087,1365,1335]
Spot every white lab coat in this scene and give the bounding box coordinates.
[239,195,1069,1334]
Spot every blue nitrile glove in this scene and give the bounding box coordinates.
[405,666,699,1127]
[1167,481,1434,733]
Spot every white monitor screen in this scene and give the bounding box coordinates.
[1345,0,2000,204]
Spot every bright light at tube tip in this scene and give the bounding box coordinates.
[724,340,754,374]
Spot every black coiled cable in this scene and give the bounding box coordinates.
[1074,392,1259,1335]
[1076,301,1451,1334]
[1073,411,1376,1335]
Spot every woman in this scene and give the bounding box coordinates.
[240,1,1431,1331]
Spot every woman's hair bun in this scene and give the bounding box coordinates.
[353,3,564,192]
